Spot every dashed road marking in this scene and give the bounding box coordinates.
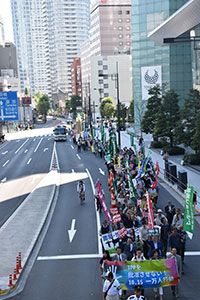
[71,145,74,149]
[34,137,43,152]
[72,169,75,173]
[24,149,28,153]
[1,177,7,183]
[37,254,102,261]
[1,151,8,155]
[27,158,32,165]
[76,154,81,160]
[3,160,9,167]
[15,139,29,154]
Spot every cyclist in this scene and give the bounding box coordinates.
[77,180,85,204]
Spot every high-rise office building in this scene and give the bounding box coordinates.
[42,0,90,102]
[11,0,49,95]
[12,0,90,103]
[131,0,193,130]
[90,0,132,56]
[0,15,5,45]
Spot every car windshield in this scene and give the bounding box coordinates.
[54,128,66,134]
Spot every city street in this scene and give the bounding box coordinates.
[0,121,199,300]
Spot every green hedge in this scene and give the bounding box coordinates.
[183,154,200,165]
[162,146,185,155]
[150,140,168,148]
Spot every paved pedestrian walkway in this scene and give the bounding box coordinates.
[0,171,59,294]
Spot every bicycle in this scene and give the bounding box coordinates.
[79,190,85,205]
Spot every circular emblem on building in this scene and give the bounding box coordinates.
[144,69,159,84]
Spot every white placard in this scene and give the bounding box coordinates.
[141,66,162,100]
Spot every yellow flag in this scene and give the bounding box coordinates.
[91,145,94,152]
[118,154,121,167]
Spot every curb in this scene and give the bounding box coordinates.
[0,172,59,299]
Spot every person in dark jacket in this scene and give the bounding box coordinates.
[147,235,163,258]
[160,217,171,258]
[169,228,181,254]
[165,201,176,226]
[124,238,136,260]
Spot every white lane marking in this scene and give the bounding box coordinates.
[68,219,77,243]
[27,158,32,165]
[44,148,48,152]
[86,168,102,255]
[71,145,74,149]
[76,154,81,160]
[33,138,36,141]
[24,149,28,153]
[3,160,9,167]
[34,137,43,153]
[37,254,102,261]
[16,139,20,142]
[48,138,51,141]
[72,169,75,173]
[1,151,8,155]
[99,168,105,176]
[1,177,7,183]
[15,138,29,154]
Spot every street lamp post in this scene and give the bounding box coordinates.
[99,61,121,148]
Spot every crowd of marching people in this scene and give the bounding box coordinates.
[71,125,186,300]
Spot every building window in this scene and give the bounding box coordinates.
[104,83,109,89]
[103,74,108,79]
[118,18,122,23]
[118,26,123,31]
[119,34,123,38]
[103,65,108,70]
[126,34,131,38]
[98,70,103,76]
[118,10,122,15]
[98,60,103,65]
[126,18,130,22]
[127,42,130,46]
[119,42,123,46]
[126,10,130,15]
[126,26,130,30]
[99,79,103,84]
[104,93,109,97]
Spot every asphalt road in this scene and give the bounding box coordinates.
[2,123,200,300]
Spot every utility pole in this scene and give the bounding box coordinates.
[116,62,121,148]
[88,81,92,129]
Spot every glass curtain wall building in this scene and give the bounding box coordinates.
[132,0,193,130]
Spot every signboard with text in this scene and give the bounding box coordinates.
[141,66,162,100]
[0,91,18,121]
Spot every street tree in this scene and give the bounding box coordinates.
[24,87,29,95]
[37,94,50,123]
[70,94,82,117]
[65,99,71,114]
[154,89,180,147]
[181,89,200,148]
[191,111,200,154]
[142,85,162,135]
[99,97,115,119]
[129,98,134,121]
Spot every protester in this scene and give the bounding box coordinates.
[160,217,171,258]
[155,209,167,226]
[172,208,184,228]
[132,248,145,262]
[147,235,163,258]
[165,201,176,226]
[168,248,182,299]
[127,286,145,300]
[178,225,187,268]
[99,250,112,279]
[124,237,136,260]
[112,247,127,262]
[151,249,163,300]
[103,271,123,300]
[100,220,111,235]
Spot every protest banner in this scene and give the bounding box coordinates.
[126,160,137,201]
[96,180,112,224]
[109,172,118,208]
[103,258,179,289]
[147,226,160,236]
[146,191,154,229]
[101,229,140,254]
[110,208,119,215]
[118,227,128,239]
[113,214,122,223]
[183,185,194,234]
[152,161,160,189]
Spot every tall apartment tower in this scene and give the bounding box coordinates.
[42,0,90,100]
[0,15,5,45]
[90,0,132,56]
[11,0,49,95]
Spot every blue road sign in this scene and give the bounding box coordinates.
[0,91,19,121]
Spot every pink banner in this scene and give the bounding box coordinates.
[96,180,112,224]
[146,192,154,229]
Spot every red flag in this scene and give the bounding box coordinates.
[146,192,154,229]
[109,172,117,208]
[110,208,119,215]
[152,162,160,189]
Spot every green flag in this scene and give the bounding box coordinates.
[126,159,137,201]
[183,186,194,233]
[130,133,134,146]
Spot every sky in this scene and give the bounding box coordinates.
[0,0,14,42]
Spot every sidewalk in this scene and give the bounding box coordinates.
[120,131,200,211]
[0,171,59,296]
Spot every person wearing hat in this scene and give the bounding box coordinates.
[155,209,167,226]
[126,286,145,299]
[103,271,122,300]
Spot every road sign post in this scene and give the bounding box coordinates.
[0,91,19,122]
